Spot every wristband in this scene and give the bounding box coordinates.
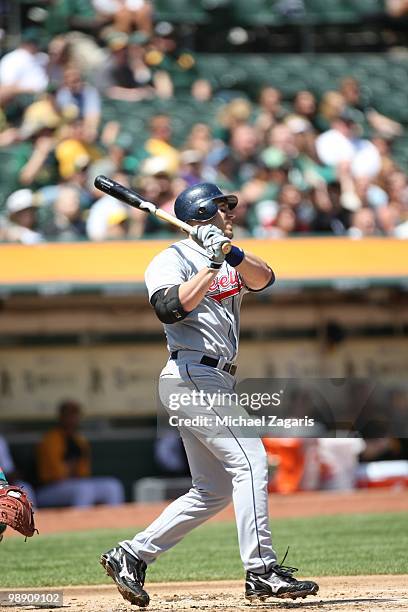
[208,261,222,270]
[225,246,245,267]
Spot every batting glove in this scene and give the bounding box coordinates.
[191,225,231,269]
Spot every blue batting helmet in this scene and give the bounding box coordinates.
[174,183,238,222]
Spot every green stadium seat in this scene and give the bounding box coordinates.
[353,0,384,16]
[231,0,283,25]
[305,0,358,23]
[153,0,209,23]
[376,93,408,123]
[318,55,351,77]
[0,150,18,212]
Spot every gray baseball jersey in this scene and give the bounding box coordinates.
[145,238,249,362]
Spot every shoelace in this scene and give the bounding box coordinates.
[272,547,299,580]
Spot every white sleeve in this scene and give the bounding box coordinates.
[0,55,16,86]
[145,246,189,301]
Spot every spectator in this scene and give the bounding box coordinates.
[87,192,128,240]
[204,146,238,192]
[179,149,205,186]
[36,155,94,213]
[339,76,403,139]
[15,120,58,189]
[255,86,287,139]
[21,87,62,135]
[0,29,48,106]
[1,189,43,244]
[55,119,101,180]
[144,115,180,174]
[229,124,259,186]
[42,185,87,241]
[354,176,389,210]
[259,146,291,195]
[87,171,145,239]
[137,157,175,215]
[104,209,131,239]
[127,32,157,89]
[386,170,408,207]
[293,90,319,130]
[36,400,125,508]
[284,115,336,189]
[376,203,400,236]
[144,21,198,96]
[47,36,72,88]
[371,135,399,186]
[267,122,298,160]
[309,181,347,234]
[184,123,213,157]
[215,98,253,144]
[92,0,153,33]
[191,78,212,103]
[95,32,154,101]
[316,110,381,179]
[278,183,312,231]
[316,90,346,132]
[56,66,101,142]
[268,205,297,238]
[348,207,377,238]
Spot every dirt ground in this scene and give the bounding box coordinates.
[1,576,408,612]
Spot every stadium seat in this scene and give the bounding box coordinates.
[230,0,283,25]
[353,0,384,16]
[194,53,408,121]
[305,0,358,23]
[0,150,17,212]
[153,0,209,23]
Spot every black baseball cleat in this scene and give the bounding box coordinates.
[100,546,150,607]
[245,563,319,601]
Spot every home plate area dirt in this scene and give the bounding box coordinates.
[3,577,407,612]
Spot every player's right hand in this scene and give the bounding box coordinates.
[191,225,231,266]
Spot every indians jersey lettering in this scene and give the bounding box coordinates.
[207,270,243,303]
[145,239,248,361]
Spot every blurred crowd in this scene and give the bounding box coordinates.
[1,2,408,243]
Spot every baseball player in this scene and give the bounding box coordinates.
[101,183,319,606]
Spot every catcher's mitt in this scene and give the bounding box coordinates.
[0,484,37,540]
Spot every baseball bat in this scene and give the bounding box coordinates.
[94,175,232,254]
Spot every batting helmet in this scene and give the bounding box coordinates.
[174,183,238,222]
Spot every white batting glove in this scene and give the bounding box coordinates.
[191,225,231,268]
[191,224,223,246]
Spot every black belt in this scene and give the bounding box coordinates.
[170,351,237,376]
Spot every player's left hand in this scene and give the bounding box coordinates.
[0,484,37,540]
[191,224,223,246]
[191,225,231,266]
